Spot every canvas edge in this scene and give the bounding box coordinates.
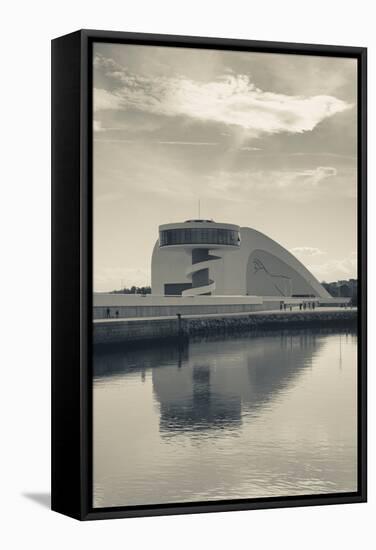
[51,29,367,521]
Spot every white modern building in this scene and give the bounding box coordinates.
[93,219,349,319]
[152,219,332,300]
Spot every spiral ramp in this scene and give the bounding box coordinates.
[181,281,216,296]
[181,254,220,296]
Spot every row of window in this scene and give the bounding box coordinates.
[160,228,240,247]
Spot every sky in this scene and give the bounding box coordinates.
[93,43,357,292]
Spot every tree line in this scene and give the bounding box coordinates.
[110,286,151,295]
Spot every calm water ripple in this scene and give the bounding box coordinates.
[93,328,357,507]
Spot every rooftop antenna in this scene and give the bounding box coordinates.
[198,199,201,218]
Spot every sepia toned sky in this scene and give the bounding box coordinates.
[93,43,357,292]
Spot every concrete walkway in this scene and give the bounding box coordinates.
[94,306,357,324]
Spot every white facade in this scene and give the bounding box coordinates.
[151,220,332,300]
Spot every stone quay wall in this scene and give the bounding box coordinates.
[93,309,357,345]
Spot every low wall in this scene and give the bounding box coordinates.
[186,310,357,336]
[93,293,349,320]
[93,309,357,345]
[93,294,266,319]
[94,294,264,307]
[94,318,180,345]
[93,302,278,319]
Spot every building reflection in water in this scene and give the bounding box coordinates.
[93,328,355,438]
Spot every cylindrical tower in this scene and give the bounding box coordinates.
[158,220,241,295]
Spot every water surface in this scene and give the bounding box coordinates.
[93,329,357,507]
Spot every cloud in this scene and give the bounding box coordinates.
[158,141,219,146]
[93,123,130,132]
[294,166,337,185]
[205,166,339,202]
[290,246,325,257]
[94,139,218,146]
[94,138,135,143]
[93,55,352,137]
[307,254,357,281]
[94,88,123,111]
[240,146,262,151]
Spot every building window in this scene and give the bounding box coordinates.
[160,228,240,247]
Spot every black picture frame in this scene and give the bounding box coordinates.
[51,29,367,520]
